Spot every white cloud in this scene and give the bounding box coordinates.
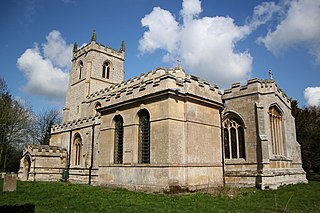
[249,2,280,31]
[43,30,73,68]
[179,16,252,86]
[304,87,320,107]
[139,7,180,55]
[180,0,202,23]
[258,0,320,64]
[138,0,277,87]
[17,30,71,103]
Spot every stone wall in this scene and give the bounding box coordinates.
[222,78,307,189]
[18,145,67,181]
[63,39,125,122]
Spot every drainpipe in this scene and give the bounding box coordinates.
[219,108,225,187]
[65,130,72,181]
[88,124,95,185]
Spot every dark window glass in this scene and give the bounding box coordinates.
[238,126,246,159]
[114,116,124,164]
[224,128,230,159]
[138,110,150,164]
[231,127,237,159]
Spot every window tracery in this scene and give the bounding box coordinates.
[223,116,246,159]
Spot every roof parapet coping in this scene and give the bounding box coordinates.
[223,78,291,106]
[24,144,67,154]
[83,66,221,103]
[52,114,101,132]
[72,40,124,60]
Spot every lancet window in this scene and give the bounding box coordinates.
[73,134,82,166]
[138,109,150,164]
[114,115,124,164]
[269,106,285,156]
[223,116,246,159]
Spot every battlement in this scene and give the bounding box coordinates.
[23,144,67,155]
[73,40,124,61]
[223,78,291,107]
[52,114,100,133]
[83,66,222,110]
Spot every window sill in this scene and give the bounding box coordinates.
[225,158,246,164]
[270,156,291,161]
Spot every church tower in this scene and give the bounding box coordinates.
[63,31,125,122]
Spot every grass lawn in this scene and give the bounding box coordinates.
[0,179,319,212]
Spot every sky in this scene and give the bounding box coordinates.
[0,0,320,113]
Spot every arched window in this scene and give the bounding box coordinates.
[223,115,246,159]
[138,109,150,164]
[114,115,124,164]
[94,102,101,114]
[102,62,111,79]
[73,134,82,166]
[78,60,83,80]
[269,106,284,156]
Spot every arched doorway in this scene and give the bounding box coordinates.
[23,155,31,180]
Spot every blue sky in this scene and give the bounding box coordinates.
[1,0,320,113]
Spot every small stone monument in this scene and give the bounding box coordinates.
[3,173,17,192]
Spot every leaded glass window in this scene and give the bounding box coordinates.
[138,110,150,164]
[114,115,124,164]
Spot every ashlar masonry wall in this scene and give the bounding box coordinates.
[222,79,307,189]
[93,67,224,192]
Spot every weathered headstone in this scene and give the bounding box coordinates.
[3,173,17,192]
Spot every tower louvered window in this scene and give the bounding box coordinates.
[223,117,246,159]
[138,110,150,164]
[78,60,83,80]
[102,62,110,79]
[114,115,124,164]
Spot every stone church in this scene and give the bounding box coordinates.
[18,32,307,192]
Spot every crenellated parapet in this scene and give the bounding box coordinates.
[83,66,222,110]
[23,144,67,156]
[72,40,124,61]
[223,78,291,108]
[51,115,100,134]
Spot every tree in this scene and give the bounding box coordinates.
[33,109,62,145]
[292,100,320,177]
[0,77,33,172]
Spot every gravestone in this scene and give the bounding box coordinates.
[3,173,17,192]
